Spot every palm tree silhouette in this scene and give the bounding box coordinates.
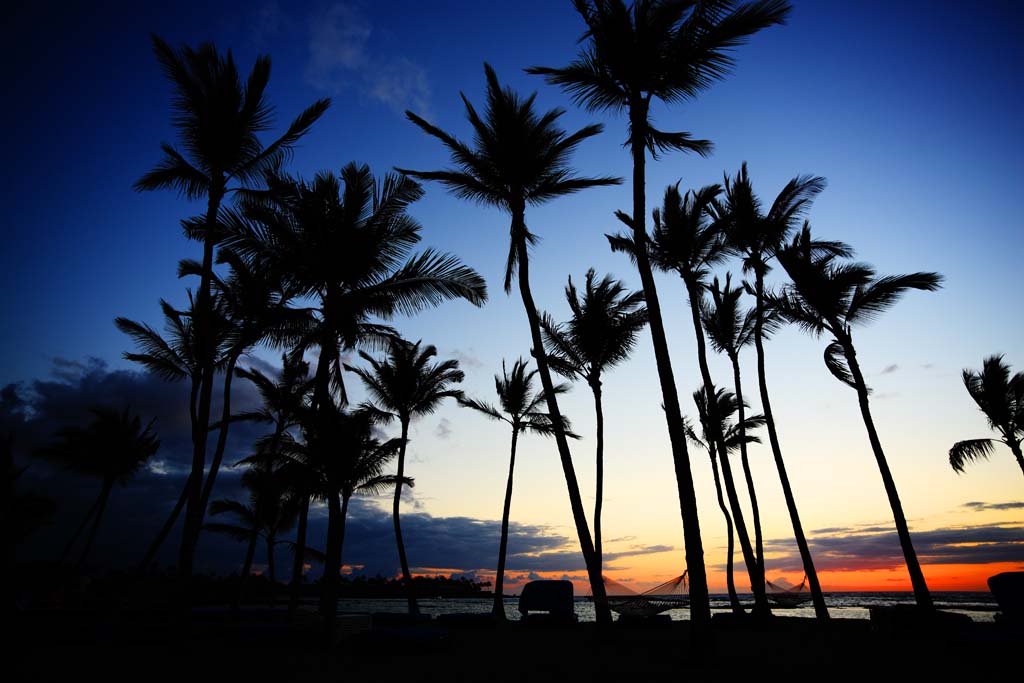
[529,0,791,626]
[635,181,769,614]
[685,386,765,615]
[777,225,943,609]
[540,270,647,576]
[950,356,1024,479]
[700,274,775,593]
[718,163,838,620]
[459,358,579,618]
[136,37,329,577]
[206,464,300,606]
[35,407,160,568]
[347,338,464,615]
[399,63,619,622]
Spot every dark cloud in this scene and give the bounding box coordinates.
[880,364,899,375]
[766,523,1024,572]
[446,348,484,370]
[434,418,453,440]
[963,501,1024,512]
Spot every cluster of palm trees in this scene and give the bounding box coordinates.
[26,1,1016,642]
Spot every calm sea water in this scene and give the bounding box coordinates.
[337,592,999,623]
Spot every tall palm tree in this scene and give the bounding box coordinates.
[136,36,329,577]
[399,63,619,622]
[529,0,791,627]
[347,339,465,615]
[950,355,1024,479]
[35,407,160,568]
[459,358,578,618]
[685,387,765,615]
[226,164,486,623]
[540,270,647,575]
[718,163,839,620]
[635,181,769,613]
[776,225,943,609]
[206,464,300,605]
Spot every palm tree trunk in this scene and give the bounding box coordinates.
[320,490,342,634]
[138,474,191,574]
[266,534,277,606]
[1009,441,1024,480]
[730,353,764,585]
[194,354,239,541]
[493,426,519,619]
[339,495,350,577]
[59,490,102,565]
[288,492,310,615]
[236,527,259,609]
[512,216,608,624]
[709,448,742,614]
[592,380,604,574]
[393,418,419,615]
[754,272,829,621]
[842,336,933,609]
[627,101,710,627]
[685,280,768,614]
[76,480,113,569]
[180,182,225,580]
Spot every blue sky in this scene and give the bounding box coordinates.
[4,1,1022,589]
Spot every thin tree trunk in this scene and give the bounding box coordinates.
[393,418,419,615]
[339,495,350,580]
[730,353,764,584]
[236,528,259,609]
[76,481,113,569]
[512,218,609,624]
[138,474,191,574]
[59,492,102,565]
[1009,441,1024,480]
[685,281,768,615]
[180,183,225,580]
[843,337,933,609]
[493,426,519,619]
[592,380,604,575]
[709,448,742,614]
[194,354,239,542]
[754,272,829,621]
[266,534,276,607]
[289,492,310,615]
[320,490,342,635]
[627,101,710,628]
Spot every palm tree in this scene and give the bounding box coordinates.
[776,225,943,609]
[540,270,647,575]
[718,164,839,620]
[206,464,300,605]
[347,339,465,615]
[136,36,329,577]
[950,356,1024,479]
[226,164,486,622]
[685,386,765,614]
[529,0,791,627]
[636,181,769,614]
[35,407,160,568]
[700,274,767,586]
[459,358,579,618]
[399,63,619,622]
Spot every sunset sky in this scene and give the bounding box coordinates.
[4,0,1022,593]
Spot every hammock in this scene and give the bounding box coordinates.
[589,572,690,618]
[766,575,810,607]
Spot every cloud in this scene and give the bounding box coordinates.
[963,501,1024,512]
[880,364,899,374]
[305,3,430,115]
[435,418,453,440]
[766,523,1024,572]
[447,348,484,370]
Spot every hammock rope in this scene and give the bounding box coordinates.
[765,575,810,606]
[588,572,690,617]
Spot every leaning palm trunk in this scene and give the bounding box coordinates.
[685,282,768,614]
[288,492,310,615]
[195,354,240,539]
[493,427,520,619]
[60,492,104,565]
[320,491,342,632]
[842,336,933,609]
[729,353,764,580]
[709,447,742,614]
[592,382,605,573]
[1013,442,1024,478]
[393,419,418,615]
[266,533,277,606]
[76,480,113,569]
[627,109,710,625]
[236,528,259,609]
[753,274,829,620]
[512,217,609,624]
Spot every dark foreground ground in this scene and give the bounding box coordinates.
[10,607,1019,682]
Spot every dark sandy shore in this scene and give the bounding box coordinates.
[10,607,1019,682]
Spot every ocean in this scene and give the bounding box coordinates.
[337,592,999,622]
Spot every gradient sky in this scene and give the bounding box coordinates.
[4,0,1022,593]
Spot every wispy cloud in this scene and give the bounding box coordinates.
[963,501,1024,512]
[880,364,899,374]
[435,417,453,440]
[305,2,430,115]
